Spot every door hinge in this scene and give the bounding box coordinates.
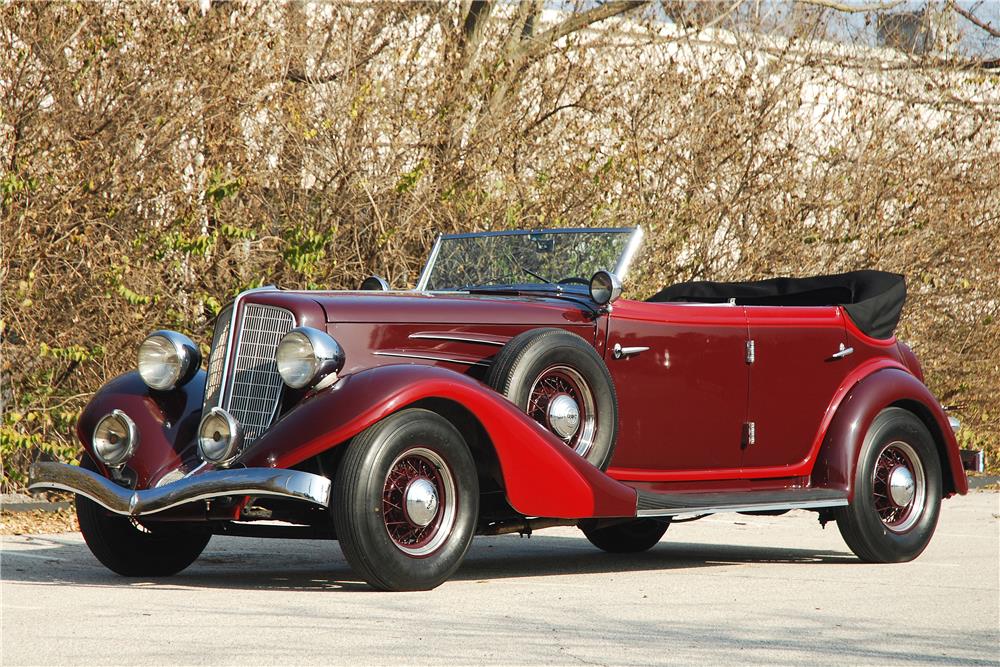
[744,421,756,447]
[745,340,756,364]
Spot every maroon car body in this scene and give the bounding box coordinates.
[29,227,974,590]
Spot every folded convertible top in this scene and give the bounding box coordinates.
[646,270,906,339]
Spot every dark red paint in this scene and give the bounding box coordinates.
[75,287,966,522]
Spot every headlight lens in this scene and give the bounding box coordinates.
[276,327,345,389]
[198,408,243,465]
[93,410,138,466]
[137,331,201,391]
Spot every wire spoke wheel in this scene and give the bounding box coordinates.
[527,364,597,457]
[381,447,457,557]
[871,440,926,533]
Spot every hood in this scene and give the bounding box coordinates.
[306,290,594,326]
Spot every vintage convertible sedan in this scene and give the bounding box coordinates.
[30,227,978,590]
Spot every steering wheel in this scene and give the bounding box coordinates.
[557,277,590,286]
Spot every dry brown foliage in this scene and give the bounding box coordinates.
[2,1,998,489]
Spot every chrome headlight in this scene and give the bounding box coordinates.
[93,410,138,467]
[137,330,201,391]
[275,327,345,390]
[198,408,243,465]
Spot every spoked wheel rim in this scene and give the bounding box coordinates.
[527,364,597,458]
[382,447,457,557]
[872,440,926,533]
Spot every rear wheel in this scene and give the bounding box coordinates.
[580,518,670,553]
[487,328,618,469]
[76,461,211,577]
[835,408,942,563]
[332,409,479,591]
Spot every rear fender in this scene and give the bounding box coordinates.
[240,365,637,519]
[810,367,967,499]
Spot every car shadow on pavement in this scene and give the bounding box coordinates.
[1,531,855,593]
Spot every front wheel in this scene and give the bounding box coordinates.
[76,495,211,577]
[332,408,479,591]
[835,407,942,563]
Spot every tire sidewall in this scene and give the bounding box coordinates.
[499,331,618,470]
[849,408,942,561]
[339,410,479,590]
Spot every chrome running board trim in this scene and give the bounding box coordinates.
[636,498,848,517]
[28,462,331,517]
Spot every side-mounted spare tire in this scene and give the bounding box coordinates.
[486,327,618,469]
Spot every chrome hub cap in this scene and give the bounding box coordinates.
[547,393,581,440]
[888,465,916,508]
[404,477,440,527]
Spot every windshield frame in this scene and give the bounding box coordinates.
[414,226,643,292]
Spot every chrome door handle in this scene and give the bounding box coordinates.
[613,343,650,359]
[830,344,854,360]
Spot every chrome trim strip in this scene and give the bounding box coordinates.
[415,234,443,292]
[28,462,331,517]
[373,351,491,367]
[613,226,644,280]
[407,332,507,346]
[635,498,848,518]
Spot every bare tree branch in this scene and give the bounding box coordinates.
[947,0,1000,38]
[793,0,905,12]
[514,0,649,64]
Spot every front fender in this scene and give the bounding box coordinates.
[240,365,638,519]
[77,370,206,488]
[810,367,967,499]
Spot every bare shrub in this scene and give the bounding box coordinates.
[1,0,997,488]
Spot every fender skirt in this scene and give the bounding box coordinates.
[239,365,638,519]
[810,367,968,499]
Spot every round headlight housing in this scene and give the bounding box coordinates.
[276,327,345,390]
[137,331,201,391]
[589,270,623,306]
[93,410,138,467]
[198,408,243,465]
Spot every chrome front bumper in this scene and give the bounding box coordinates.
[28,462,331,517]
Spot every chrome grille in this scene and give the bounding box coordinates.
[202,305,232,411]
[224,304,295,443]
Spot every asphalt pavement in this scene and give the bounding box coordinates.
[2,491,997,666]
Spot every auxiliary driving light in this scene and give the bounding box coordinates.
[197,407,243,465]
[93,410,138,467]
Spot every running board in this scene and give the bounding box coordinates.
[635,488,847,517]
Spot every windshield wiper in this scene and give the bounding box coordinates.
[503,250,552,284]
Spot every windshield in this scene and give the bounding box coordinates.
[417,228,641,291]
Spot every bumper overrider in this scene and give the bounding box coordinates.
[28,462,331,517]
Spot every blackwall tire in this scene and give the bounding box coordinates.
[580,519,669,553]
[834,407,942,563]
[332,408,479,591]
[487,328,618,469]
[76,458,211,577]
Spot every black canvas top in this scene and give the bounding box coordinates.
[646,270,906,339]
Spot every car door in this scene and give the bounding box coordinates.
[742,305,848,471]
[604,300,748,475]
